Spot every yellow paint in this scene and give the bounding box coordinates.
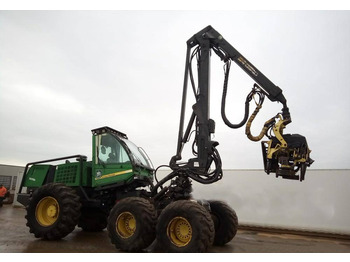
[95,169,133,180]
[116,212,136,238]
[35,196,59,227]
[167,216,192,247]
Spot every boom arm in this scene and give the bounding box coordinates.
[189,26,288,106]
[169,25,313,183]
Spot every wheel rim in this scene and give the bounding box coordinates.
[116,212,136,238]
[167,216,192,247]
[35,196,59,227]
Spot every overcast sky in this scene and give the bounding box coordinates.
[0,10,349,169]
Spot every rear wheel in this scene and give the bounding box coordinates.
[156,200,214,252]
[25,183,81,240]
[107,197,157,251]
[209,200,238,246]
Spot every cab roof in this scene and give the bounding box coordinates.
[91,126,128,139]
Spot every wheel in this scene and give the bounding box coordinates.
[107,197,157,251]
[156,200,214,252]
[25,183,81,240]
[78,207,107,232]
[209,200,238,246]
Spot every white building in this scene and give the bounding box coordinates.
[0,164,24,205]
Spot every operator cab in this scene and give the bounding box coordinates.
[92,126,153,170]
[91,126,154,187]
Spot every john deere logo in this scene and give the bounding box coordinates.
[96,170,102,178]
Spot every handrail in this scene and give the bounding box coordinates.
[18,154,87,194]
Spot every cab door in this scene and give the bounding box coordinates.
[92,133,134,187]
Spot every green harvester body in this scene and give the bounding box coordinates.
[17,126,154,209]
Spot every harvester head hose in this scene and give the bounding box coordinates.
[245,86,275,142]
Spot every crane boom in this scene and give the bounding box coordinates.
[170,25,313,182]
[188,25,287,104]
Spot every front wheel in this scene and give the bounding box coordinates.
[156,200,214,252]
[107,197,157,251]
[25,183,81,240]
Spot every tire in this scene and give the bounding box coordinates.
[78,207,107,232]
[156,200,214,252]
[25,183,81,240]
[209,200,238,246]
[107,197,157,251]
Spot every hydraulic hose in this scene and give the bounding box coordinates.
[245,105,275,142]
[244,85,277,142]
[187,147,223,184]
[221,61,250,129]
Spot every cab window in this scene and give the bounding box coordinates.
[95,133,130,164]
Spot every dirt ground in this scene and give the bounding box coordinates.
[1,205,350,253]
